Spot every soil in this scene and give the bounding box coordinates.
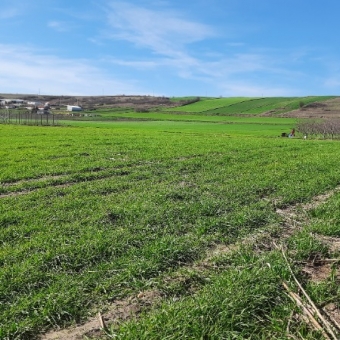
[324,303,340,329]
[42,290,162,340]
[318,236,340,253]
[39,186,340,339]
[38,183,340,339]
[279,97,340,118]
[302,262,335,282]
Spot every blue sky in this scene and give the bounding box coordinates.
[1,0,340,97]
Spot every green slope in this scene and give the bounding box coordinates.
[166,97,252,112]
[166,96,336,115]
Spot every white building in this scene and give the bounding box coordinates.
[27,101,41,106]
[67,105,82,112]
[1,99,25,106]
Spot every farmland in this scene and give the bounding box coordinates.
[165,96,335,115]
[0,97,340,339]
[84,111,297,126]
[165,97,251,112]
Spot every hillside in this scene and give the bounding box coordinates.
[0,94,179,111]
[166,96,337,116]
[2,95,339,118]
[280,97,340,118]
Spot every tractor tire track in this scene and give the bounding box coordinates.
[40,185,340,340]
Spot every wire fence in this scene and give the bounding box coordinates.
[0,109,61,126]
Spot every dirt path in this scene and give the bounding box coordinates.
[40,187,340,340]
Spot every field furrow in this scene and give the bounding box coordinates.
[1,117,340,339]
[40,184,340,340]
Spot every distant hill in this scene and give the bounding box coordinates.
[1,94,339,118]
[0,94,179,111]
[165,96,337,116]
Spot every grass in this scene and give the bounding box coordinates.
[166,97,252,112]
[166,96,335,115]
[112,251,291,339]
[90,111,297,125]
[308,192,340,237]
[59,119,297,139]
[1,115,340,339]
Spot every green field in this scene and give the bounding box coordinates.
[1,115,340,339]
[165,96,335,115]
[165,97,251,112]
[61,119,296,138]
[88,111,297,126]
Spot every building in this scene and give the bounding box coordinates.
[67,105,82,112]
[27,101,41,107]
[0,99,25,107]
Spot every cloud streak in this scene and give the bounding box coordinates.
[101,2,305,96]
[0,44,140,95]
[105,2,215,57]
[0,7,21,19]
[1,1,336,97]
[48,21,73,32]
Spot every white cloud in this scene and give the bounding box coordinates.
[48,21,72,32]
[226,42,245,47]
[101,2,304,91]
[219,82,296,97]
[323,77,340,89]
[0,44,140,95]
[105,2,215,57]
[107,49,294,81]
[0,7,21,19]
[106,58,160,69]
[199,53,268,78]
[0,1,36,19]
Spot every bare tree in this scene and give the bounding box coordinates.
[296,118,340,139]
